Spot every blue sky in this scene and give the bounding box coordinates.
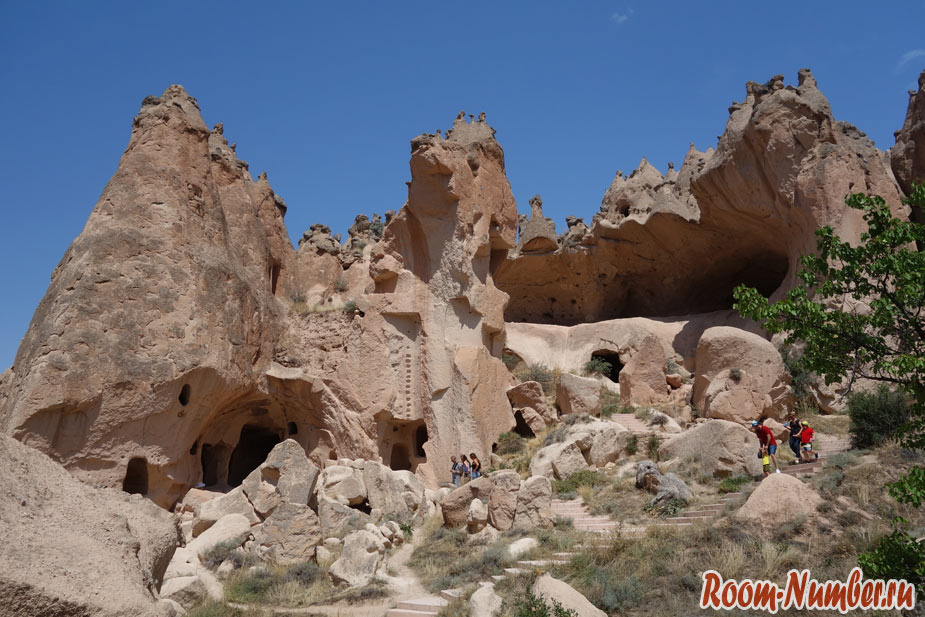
[1,1,923,369]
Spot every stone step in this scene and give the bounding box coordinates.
[674,510,719,518]
[504,568,526,576]
[491,574,506,582]
[396,598,449,612]
[656,520,693,526]
[440,589,462,602]
[571,517,615,523]
[553,552,577,558]
[387,609,440,617]
[517,560,567,567]
[664,515,712,523]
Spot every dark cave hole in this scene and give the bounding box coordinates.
[590,350,624,381]
[414,424,428,458]
[179,384,191,406]
[122,457,149,495]
[201,444,220,486]
[287,422,298,435]
[189,440,198,456]
[351,498,372,515]
[390,443,412,471]
[512,410,535,438]
[227,425,282,486]
[270,261,281,296]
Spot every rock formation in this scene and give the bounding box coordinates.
[892,70,925,199]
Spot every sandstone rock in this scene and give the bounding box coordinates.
[488,470,521,531]
[164,546,200,580]
[513,476,553,530]
[194,485,259,536]
[659,419,762,478]
[467,498,489,533]
[0,435,179,617]
[318,495,369,538]
[635,460,692,506]
[507,381,554,423]
[158,598,186,617]
[467,524,501,545]
[529,441,570,478]
[737,473,821,526]
[252,503,321,564]
[322,465,367,506]
[507,537,539,559]
[160,575,207,610]
[556,373,601,416]
[666,373,683,389]
[532,574,606,617]
[891,70,925,196]
[323,537,342,550]
[364,462,426,519]
[587,425,634,466]
[647,411,682,434]
[763,418,790,443]
[179,488,222,514]
[316,545,334,565]
[518,195,559,253]
[619,335,668,406]
[518,406,547,434]
[328,530,384,587]
[470,583,503,617]
[441,476,493,528]
[187,513,252,559]
[551,441,590,480]
[242,440,319,517]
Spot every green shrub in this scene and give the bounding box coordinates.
[552,469,604,495]
[729,367,742,381]
[644,498,685,517]
[186,601,243,617]
[645,434,660,460]
[626,434,638,455]
[554,515,574,529]
[717,475,750,494]
[202,540,244,570]
[495,432,526,456]
[521,363,554,384]
[336,276,349,292]
[344,300,358,313]
[513,591,577,617]
[847,384,910,449]
[289,289,306,304]
[584,357,612,377]
[502,352,521,371]
[225,568,281,603]
[286,561,321,585]
[399,522,414,537]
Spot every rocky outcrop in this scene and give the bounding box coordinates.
[556,373,601,416]
[635,460,692,506]
[517,195,558,253]
[737,473,821,526]
[496,70,906,327]
[892,70,925,198]
[0,435,180,617]
[659,419,762,478]
[532,574,606,617]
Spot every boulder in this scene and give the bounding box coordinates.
[364,462,426,519]
[619,335,669,406]
[647,411,682,434]
[467,499,489,533]
[634,460,693,506]
[322,465,367,506]
[488,470,521,531]
[666,373,683,389]
[532,574,606,617]
[507,381,554,423]
[556,373,601,416]
[513,476,553,530]
[160,575,208,610]
[507,537,539,559]
[692,327,791,423]
[467,525,501,545]
[587,425,634,466]
[519,406,547,434]
[0,436,181,617]
[179,488,222,514]
[242,439,319,517]
[252,503,322,564]
[737,473,822,526]
[763,418,790,443]
[328,530,384,587]
[659,419,762,478]
[193,486,259,536]
[187,513,252,559]
[441,476,493,528]
[551,441,590,480]
[316,545,334,565]
[318,495,369,537]
[529,441,570,478]
[470,584,503,617]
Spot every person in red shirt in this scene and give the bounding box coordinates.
[799,422,817,462]
[751,420,781,474]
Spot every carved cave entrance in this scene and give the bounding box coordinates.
[122,457,149,495]
[227,425,282,486]
[590,350,623,381]
[382,419,428,472]
[512,409,535,438]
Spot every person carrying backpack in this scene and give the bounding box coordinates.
[450,455,462,487]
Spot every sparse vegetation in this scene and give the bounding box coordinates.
[518,363,554,388]
[336,276,349,292]
[584,357,612,377]
[409,524,516,592]
[626,434,638,455]
[202,539,247,570]
[552,469,605,496]
[289,289,306,304]
[645,434,660,460]
[717,475,750,494]
[729,367,742,381]
[502,352,522,371]
[495,431,527,456]
[512,591,577,617]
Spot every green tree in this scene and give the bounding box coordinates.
[733,182,925,590]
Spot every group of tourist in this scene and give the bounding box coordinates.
[752,414,818,477]
[449,453,482,486]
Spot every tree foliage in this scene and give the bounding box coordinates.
[733,183,925,589]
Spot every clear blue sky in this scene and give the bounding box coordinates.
[1,1,923,369]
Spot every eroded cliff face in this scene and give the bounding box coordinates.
[0,91,517,507]
[496,70,907,326]
[892,70,925,224]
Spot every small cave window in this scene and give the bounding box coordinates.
[350,498,372,515]
[178,384,191,406]
[201,444,220,486]
[512,410,535,438]
[227,425,282,486]
[189,440,198,456]
[414,424,428,458]
[389,443,412,471]
[122,457,149,495]
[287,422,298,436]
[590,350,624,382]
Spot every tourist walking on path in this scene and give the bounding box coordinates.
[460,454,471,484]
[450,455,462,487]
[786,413,803,461]
[799,421,818,462]
[752,420,781,473]
[469,453,482,479]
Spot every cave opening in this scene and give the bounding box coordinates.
[590,350,624,381]
[287,421,298,436]
[390,443,412,471]
[351,498,372,515]
[122,457,149,495]
[227,425,281,486]
[179,384,191,406]
[512,410,535,438]
[270,261,281,296]
[414,425,428,458]
[200,444,221,486]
